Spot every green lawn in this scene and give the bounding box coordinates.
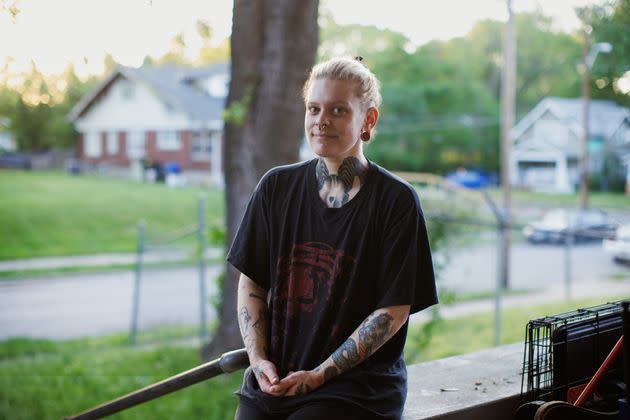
[0,170,224,260]
[2,295,628,419]
[0,334,242,420]
[1,170,628,262]
[405,294,629,363]
[486,187,630,211]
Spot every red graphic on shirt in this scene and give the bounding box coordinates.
[271,242,356,371]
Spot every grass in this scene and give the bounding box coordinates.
[405,294,630,363]
[486,187,630,212]
[0,170,225,260]
[3,295,629,419]
[0,336,242,420]
[441,288,538,304]
[3,170,627,262]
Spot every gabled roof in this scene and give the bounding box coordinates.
[511,97,630,141]
[68,63,229,122]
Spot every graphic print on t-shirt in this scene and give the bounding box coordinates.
[271,241,356,372]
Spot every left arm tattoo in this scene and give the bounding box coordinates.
[314,306,409,384]
[358,312,394,355]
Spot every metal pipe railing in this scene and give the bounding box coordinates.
[65,348,248,420]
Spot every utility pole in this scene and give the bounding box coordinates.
[580,26,591,210]
[578,12,612,209]
[499,0,516,291]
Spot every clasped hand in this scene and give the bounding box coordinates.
[252,359,324,397]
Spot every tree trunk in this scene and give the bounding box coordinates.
[202,0,319,360]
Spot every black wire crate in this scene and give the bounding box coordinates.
[520,301,625,404]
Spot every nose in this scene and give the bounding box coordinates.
[314,114,330,129]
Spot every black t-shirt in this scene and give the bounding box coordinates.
[227,158,437,419]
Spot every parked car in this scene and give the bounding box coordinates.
[445,168,492,189]
[603,224,630,265]
[522,208,617,244]
[0,152,31,169]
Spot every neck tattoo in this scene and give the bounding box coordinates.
[316,157,367,208]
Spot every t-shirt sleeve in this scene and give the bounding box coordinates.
[226,177,271,291]
[376,192,438,314]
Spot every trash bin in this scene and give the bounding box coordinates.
[164,161,181,174]
[164,161,183,187]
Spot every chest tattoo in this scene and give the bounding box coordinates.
[316,158,367,208]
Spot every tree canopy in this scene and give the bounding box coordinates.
[0,6,628,178]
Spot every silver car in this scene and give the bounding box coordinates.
[523,208,617,244]
[603,224,630,265]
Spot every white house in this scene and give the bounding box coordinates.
[0,117,15,151]
[510,97,630,194]
[68,63,229,185]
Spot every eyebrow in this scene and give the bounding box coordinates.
[306,101,351,107]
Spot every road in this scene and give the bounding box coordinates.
[438,241,629,292]
[1,242,628,340]
[0,266,221,339]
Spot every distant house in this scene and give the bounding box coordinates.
[68,63,229,185]
[510,97,630,194]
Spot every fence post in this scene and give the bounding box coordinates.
[198,195,208,341]
[481,191,504,347]
[564,226,573,300]
[130,221,145,345]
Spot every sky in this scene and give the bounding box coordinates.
[0,0,602,79]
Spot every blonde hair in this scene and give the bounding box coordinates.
[303,56,382,109]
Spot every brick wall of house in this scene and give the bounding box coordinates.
[141,130,208,171]
[114,131,129,166]
[79,129,212,171]
[145,130,205,170]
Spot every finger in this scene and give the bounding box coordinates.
[261,363,280,385]
[284,385,296,397]
[256,372,272,390]
[266,378,293,396]
[277,374,297,387]
[282,371,300,381]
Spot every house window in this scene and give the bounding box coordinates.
[157,131,181,151]
[205,74,229,97]
[534,120,567,146]
[106,132,119,155]
[84,132,101,157]
[191,130,214,160]
[120,80,134,100]
[126,131,146,159]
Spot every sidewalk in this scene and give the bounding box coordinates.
[0,247,224,272]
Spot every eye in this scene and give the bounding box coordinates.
[332,107,346,115]
[308,106,320,114]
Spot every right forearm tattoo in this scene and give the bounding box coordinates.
[251,307,267,338]
[239,300,269,356]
